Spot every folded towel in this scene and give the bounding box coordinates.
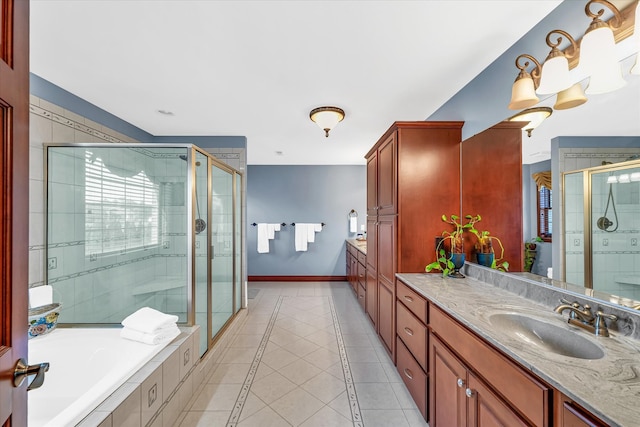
[295,223,309,251]
[120,325,181,345]
[257,223,270,253]
[29,285,53,308]
[307,223,322,243]
[349,217,357,233]
[121,307,179,334]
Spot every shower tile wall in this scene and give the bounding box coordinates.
[560,148,640,300]
[29,95,247,326]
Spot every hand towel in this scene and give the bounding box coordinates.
[257,223,270,253]
[295,223,309,251]
[266,223,281,239]
[120,324,181,345]
[121,307,179,334]
[29,285,53,308]
[307,223,322,243]
[349,217,357,233]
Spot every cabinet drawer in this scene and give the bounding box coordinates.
[357,261,366,286]
[397,280,427,320]
[357,284,366,310]
[396,301,427,370]
[430,305,550,427]
[396,337,427,419]
[357,250,366,266]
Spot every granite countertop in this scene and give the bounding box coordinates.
[396,272,640,427]
[346,239,367,255]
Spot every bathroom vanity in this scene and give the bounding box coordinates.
[394,268,640,427]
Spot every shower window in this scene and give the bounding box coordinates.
[538,186,552,241]
[84,151,160,256]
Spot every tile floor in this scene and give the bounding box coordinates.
[173,281,429,427]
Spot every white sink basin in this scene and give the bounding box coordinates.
[489,313,605,360]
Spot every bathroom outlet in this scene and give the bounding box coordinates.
[573,239,580,247]
[163,241,170,249]
[632,238,638,247]
[148,383,157,408]
[195,240,200,249]
[47,257,57,270]
[89,253,98,262]
[603,238,609,246]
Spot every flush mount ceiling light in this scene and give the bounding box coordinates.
[310,106,345,137]
[507,107,553,137]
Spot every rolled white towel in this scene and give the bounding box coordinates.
[120,325,181,345]
[121,307,179,334]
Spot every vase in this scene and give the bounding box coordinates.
[449,253,465,278]
[476,252,494,268]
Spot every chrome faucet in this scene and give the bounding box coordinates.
[554,299,617,337]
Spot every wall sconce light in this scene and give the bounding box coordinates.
[580,0,626,94]
[310,106,345,137]
[537,30,579,95]
[508,54,542,110]
[554,82,588,110]
[508,107,553,137]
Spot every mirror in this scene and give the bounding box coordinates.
[463,58,640,310]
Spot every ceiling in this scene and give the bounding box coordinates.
[30,1,565,165]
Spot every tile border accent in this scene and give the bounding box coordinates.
[330,295,363,427]
[226,296,283,426]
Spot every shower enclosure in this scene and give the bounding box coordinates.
[563,159,640,303]
[45,143,244,356]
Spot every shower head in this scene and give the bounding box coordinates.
[178,155,200,166]
[597,217,614,231]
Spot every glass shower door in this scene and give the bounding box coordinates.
[234,172,243,311]
[210,163,234,338]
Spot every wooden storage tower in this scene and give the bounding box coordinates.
[365,121,463,360]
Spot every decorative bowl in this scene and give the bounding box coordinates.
[28,303,62,339]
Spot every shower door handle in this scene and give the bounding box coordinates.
[13,358,49,391]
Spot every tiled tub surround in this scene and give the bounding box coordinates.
[397,266,640,427]
[73,307,246,427]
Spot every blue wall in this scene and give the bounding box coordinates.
[247,165,366,277]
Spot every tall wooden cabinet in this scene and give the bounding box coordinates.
[365,122,464,359]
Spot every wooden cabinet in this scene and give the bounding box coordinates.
[365,268,377,327]
[395,281,428,419]
[365,122,463,361]
[554,393,607,427]
[429,304,550,427]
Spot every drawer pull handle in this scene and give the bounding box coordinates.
[403,368,413,380]
[403,327,414,336]
[465,388,474,398]
[403,295,414,303]
[457,378,465,388]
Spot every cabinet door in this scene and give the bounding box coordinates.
[554,393,606,427]
[429,334,467,427]
[377,132,396,215]
[468,372,529,427]
[378,281,395,358]
[377,216,396,286]
[365,268,377,328]
[367,151,378,216]
[366,216,377,271]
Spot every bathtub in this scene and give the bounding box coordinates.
[28,328,171,427]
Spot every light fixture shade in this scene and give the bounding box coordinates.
[554,83,588,110]
[310,106,345,137]
[619,173,631,183]
[507,107,553,137]
[508,74,539,110]
[607,175,618,184]
[585,61,627,94]
[580,26,619,77]
[537,55,572,95]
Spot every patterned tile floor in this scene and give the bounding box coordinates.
[174,281,429,427]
